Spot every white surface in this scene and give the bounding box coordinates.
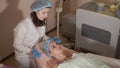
[86,53,120,68]
[75,8,120,57]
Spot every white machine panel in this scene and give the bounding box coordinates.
[75,7,120,58]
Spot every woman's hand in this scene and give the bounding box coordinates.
[32,48,41,59]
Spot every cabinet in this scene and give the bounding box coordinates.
[75,2,120,58]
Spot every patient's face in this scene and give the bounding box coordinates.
[49,41,67,61]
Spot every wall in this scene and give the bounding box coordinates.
[0,0,33,60]
[0,0,57,60]
[62,0,94,14]
[46,0,57,31]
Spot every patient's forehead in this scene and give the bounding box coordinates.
[49,41,58,49]
[49,41,56,45]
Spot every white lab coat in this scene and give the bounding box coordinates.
[13,16,49,68]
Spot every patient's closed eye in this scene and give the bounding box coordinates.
[51,45,59,50]
[52,45,55,48]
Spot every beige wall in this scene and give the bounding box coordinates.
[62,0,94,14]
[0,0,34,60]
[46,0,57,31]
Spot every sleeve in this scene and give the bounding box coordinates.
[13,25,31,54]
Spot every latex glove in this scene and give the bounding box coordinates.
[32,48,41,59]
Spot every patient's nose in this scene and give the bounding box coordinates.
[55,45,61,49]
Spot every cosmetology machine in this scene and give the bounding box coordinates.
[75,2,120,58]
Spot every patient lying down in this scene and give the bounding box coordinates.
[32,38,110,68]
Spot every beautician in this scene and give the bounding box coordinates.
[13,0,52,68]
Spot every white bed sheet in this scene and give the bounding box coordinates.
[86,53,120,68]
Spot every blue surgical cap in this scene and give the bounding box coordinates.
[31,0,52,12]
[42,38,61,58]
